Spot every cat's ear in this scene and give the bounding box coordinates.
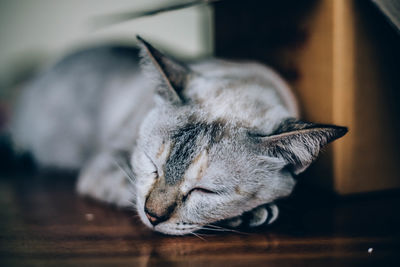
[137,35,193,104]
[250,119,347,175]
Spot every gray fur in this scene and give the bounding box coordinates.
[165,120,223,185]
[10,37,347,235]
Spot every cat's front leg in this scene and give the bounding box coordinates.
[224,203,279,228]
[76,151,135,208]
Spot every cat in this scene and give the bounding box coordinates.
[11,36,347,235]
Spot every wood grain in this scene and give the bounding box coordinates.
[0,173,399,266]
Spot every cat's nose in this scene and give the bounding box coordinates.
[144,209,163,226]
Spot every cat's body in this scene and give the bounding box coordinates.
[11,37,346,235]
[12,45,149,169]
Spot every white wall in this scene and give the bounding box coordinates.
[0,0,214,90]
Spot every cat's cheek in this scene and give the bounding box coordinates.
[132,151,157,175]
[180,195,219,224]
[135,196,154,229]
[134,176,158,229]
[136,175,155,192]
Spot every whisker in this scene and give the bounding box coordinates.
[200,227,231,232]
[207,224,226,229]
[113,157,136,185]
[191,232,206,241]
[193,232,216,236]
[127,201,137,209]
[202,225,249,235]
[127,188,137,198]
[207,224,234,231]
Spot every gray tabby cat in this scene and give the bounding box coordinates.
[11,36,347,235]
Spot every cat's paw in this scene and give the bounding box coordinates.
[247,204,279,227]
[76,153,134,207]
[221,204,279,229]
[224,216,243,228]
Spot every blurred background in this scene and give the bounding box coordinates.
[0,0,213,106]
[0,0,400,196]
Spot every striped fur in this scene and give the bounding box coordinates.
[11,37,347,235]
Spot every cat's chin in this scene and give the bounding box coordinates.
[154,223,203,236]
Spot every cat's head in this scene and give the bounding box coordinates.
[131,36,347,235]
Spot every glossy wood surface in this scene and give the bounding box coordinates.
[0,173,399,266]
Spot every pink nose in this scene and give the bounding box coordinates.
[145,210,161,226]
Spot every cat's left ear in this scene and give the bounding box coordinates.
[250,119,348,175]
[137,35,193,104]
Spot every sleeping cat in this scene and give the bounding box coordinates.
[11,36,347,235]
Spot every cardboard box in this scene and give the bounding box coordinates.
[215,0,400,194]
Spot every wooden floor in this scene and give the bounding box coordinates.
[0,172,399,266]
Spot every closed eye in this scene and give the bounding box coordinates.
[183,187,217,202]
[190,187,216,194]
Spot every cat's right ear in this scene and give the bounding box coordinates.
[249,119,348,175]
[137,35,193,105]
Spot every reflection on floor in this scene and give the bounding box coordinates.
[0,172,399,266]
